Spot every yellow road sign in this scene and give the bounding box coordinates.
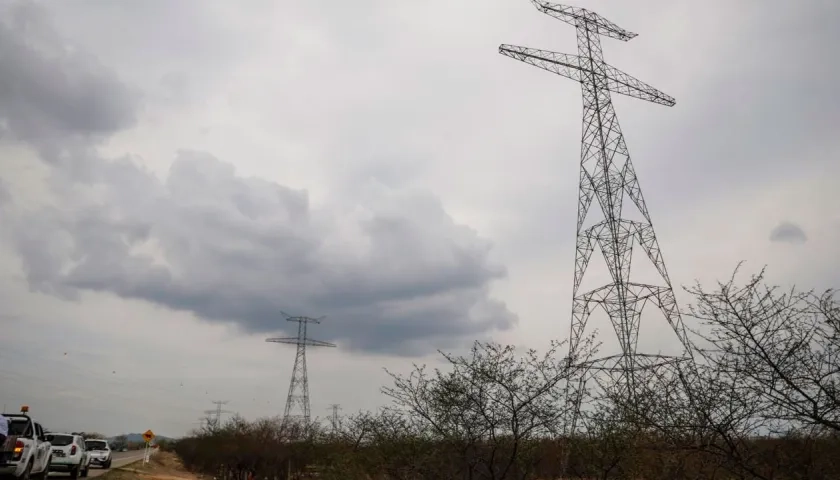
[142,430,155,443]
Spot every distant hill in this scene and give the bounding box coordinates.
[108,433,176,444]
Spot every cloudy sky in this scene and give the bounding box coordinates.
[0,0,838,437]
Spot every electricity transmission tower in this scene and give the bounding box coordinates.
[327,404,341,434]
[266,313,336,424]
[204,400,231,432]
[500,1,694,398]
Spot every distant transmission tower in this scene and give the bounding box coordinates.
[203,400,231,432]
[327,404,341,433]
[500,2,694,398]
[266,313,336,424]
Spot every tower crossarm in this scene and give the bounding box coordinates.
[266,337,337,347]
[530,0,637,41]
[601,62,675,106]
[499,45,582,82]
[281,312,325,324]
[499,45,675,107]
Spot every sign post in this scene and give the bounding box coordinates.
[141,430,155,465]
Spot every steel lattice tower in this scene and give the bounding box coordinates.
[203,400,231,432]
[327,404,341,434]
[266,313,336,424]
[500,1,694,396]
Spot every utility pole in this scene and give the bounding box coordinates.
[266,313,336,425]
[500,0,695,428]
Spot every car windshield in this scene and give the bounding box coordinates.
[85,441,107,450]
[47,434,74,446]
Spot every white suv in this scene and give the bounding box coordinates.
[46,433,90,479]
[83,439,112,469]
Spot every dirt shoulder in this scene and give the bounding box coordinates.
[99,452,198,480]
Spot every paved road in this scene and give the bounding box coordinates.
[50,450,149,478]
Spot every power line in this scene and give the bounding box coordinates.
[266,313,336,425]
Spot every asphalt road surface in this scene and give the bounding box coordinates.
[50,450,149,478]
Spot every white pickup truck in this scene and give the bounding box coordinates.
[0,408,52,480]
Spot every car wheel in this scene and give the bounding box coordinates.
[104,460,112,469]
[81,465,89,478]
[70,465,79,480]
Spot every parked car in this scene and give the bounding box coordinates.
[83,439,112,469]
[45,433,90,479]
[0,406,52,480]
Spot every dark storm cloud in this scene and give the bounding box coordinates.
[9,151,516,355]
[769,221,808,244]
[0,1,515,355]
[0,1,138,151]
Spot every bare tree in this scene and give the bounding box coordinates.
[687,265,839,433]
[167,265,840,479]
[382,340,593,480]
[607,265,840,479]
